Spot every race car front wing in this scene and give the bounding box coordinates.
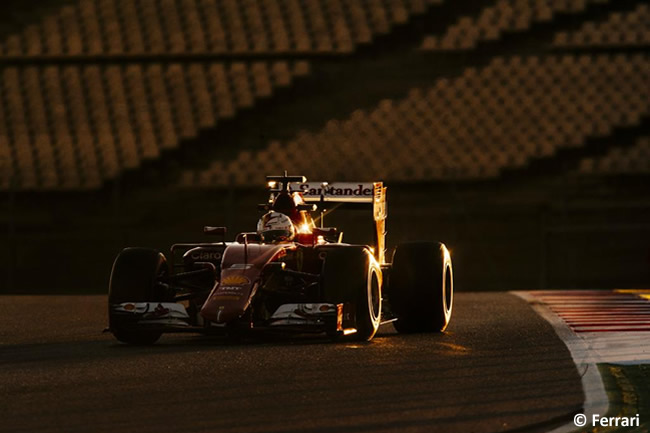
[109,302,357,335]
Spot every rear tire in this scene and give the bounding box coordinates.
[108,248,169,345]
[389,242,453,333]
[321,247,382,341]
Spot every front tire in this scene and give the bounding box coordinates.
[108,248,169,345]
[389,242,453,333]
[321,247,382,341]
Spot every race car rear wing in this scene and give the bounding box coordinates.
[264,174,387,263]
[298,181,387,265]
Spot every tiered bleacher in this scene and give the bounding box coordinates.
[0,61,307,189]
[182,53,649,186]
[0,0,443,55]
[0,0,446,190]
[420,0,609,51]
[577,137,650,175]
[553,4,650,47]
[1,0,648,191]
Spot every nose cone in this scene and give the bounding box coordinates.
[200,279,254,323]
[200,243,285,324]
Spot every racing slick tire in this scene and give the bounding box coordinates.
[108,248,170,345]
[389,242,453,333]
[322,247,382,341]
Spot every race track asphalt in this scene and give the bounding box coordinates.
[0,293,583,433]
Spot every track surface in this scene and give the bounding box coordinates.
[0,293,582,433]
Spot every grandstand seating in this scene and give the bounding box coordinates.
[0,0,647,192]
[553,4,650,47]
[420,0,610,51]
[181,53,649,186]
[0,0,445,56]
[0,0,449,189]
[0,61,300,189]
[578,137,650,175]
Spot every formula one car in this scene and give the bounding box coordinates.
[108,174,453,344]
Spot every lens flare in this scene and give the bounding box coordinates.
[297,223,312,234]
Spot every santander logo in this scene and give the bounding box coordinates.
[297,182,375,203]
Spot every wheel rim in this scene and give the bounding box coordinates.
[444,264,452,314]
[369,270,381,323]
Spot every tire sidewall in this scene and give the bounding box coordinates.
[109,248,168,304]
[390,242,453,333]
[321,247,382,341]
[108,248,169,344]
[360,258,382,339]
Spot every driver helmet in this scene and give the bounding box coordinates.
[257,211,295,243]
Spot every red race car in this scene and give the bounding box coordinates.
[107,174,453,344]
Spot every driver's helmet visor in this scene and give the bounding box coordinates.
[261,229,293,243]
